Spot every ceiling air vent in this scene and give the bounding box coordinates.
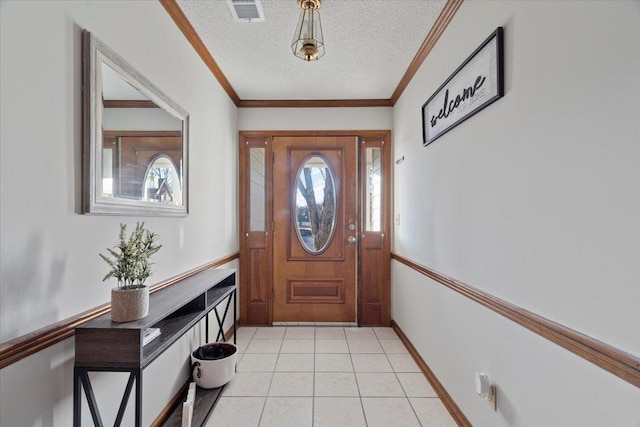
[226,0,265,23]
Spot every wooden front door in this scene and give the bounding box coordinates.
[272,136,357,323]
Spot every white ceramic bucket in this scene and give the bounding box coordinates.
[190,342,237,389]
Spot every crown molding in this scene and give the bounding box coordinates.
[103,100,160,108]
[159,0,241,106]
[237,99,393,108]
[160,0,463,108]
[390,0,464,104]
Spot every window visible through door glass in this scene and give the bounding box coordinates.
[365,147,381,232]
[295,155,336,253]
[249,147,266,231]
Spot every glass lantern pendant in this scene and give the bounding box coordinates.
[291,0,325,61]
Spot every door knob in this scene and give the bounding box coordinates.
[347,236,357,244]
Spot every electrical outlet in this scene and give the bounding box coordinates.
[475,372,497,412]
[395,213,400,225]
[487,385,497,411]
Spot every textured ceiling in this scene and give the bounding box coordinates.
[176,0,446,101]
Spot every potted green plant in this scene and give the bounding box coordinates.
[100,222,162,322]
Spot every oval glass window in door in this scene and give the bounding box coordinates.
[294,155,336,253]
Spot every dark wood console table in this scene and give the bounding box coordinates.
[73,268,236,427]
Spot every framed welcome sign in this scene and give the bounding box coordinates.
[422,27,504,147]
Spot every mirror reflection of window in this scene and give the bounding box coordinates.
[142,156,182,205]
[295,155,336,253]
[102,147,114,197]
[365,148,382,232]
[99,61,185,206]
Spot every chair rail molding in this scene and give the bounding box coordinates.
[391,253,640,389]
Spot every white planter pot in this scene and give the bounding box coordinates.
[191,343,237,389]
[111,286,149,322]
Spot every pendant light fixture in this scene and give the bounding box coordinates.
[291,0,325,61]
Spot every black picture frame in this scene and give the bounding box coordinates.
[422,27,504,147]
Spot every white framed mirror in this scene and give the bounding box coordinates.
[82,30,189,216]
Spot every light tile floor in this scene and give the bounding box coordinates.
[206,326,457,427]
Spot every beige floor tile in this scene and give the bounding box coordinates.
[313,397,366,427]
[351,354,393,372]
[315,353,354,372]
[379,339,409,354]
[285,327,316,339]
[373,327,399,339]
[254,327,286,339]
[204,396,265,427]
[237,353,278,372]
[234,326,258,340]
[314,372,359,397]
[387,353,421,372]
[233,338,250,354]
[315,339,349,353]
[347,339,384,354]
[268,372,314,396]
[361,397,421,427]
[223,372,273,396]
[245,339,283,354]
[209,327,440,426]
[259,397,312,427]
[409,398,458,426]
[397,373,437,397]
[356,373,405,397]
[275,353,314,372]
[280,339,315,353]
[344,327,377,340]
[315,327,346,339]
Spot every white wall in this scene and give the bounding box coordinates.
[0,1,238,425]
[392,1,640,426]
[239,107,392,131]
